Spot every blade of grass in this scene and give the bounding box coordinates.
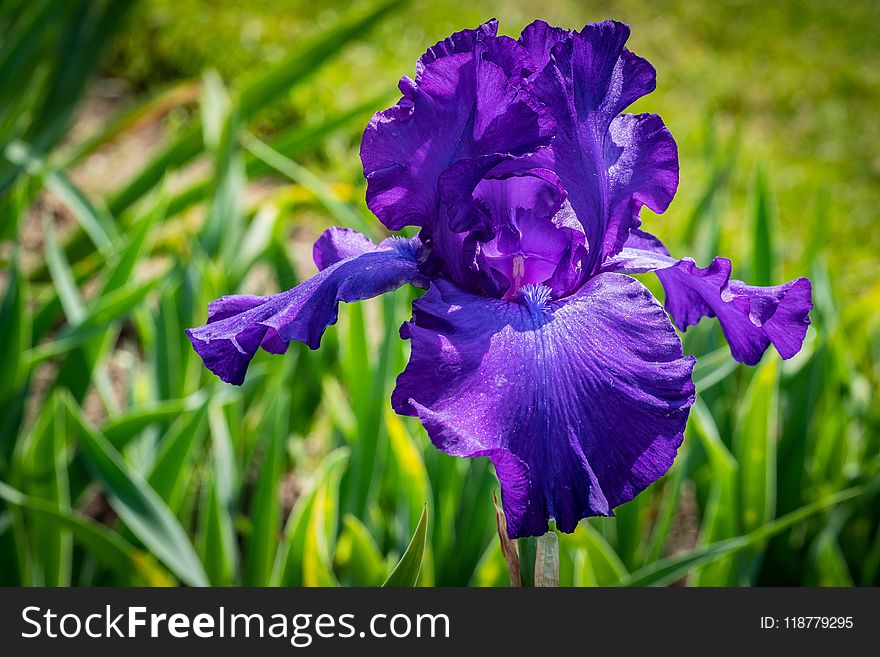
[335,514,386,586]
[750,168,775,287]
[302,456,345,587]
[383,505,428,587]
[13,393,71,585]
[0,256,30,467]
[569,522,628,586]
[272,448,349,586]
[62,394,209,586]
[385,408,431,540]
[644,455,686,565]
[0,256,28,406]
[162,94,388,221]
[735,359,778,578]
[0,480,172,585]
[106,0,402,218]
[689,398,739,586]
[146,401,210,508]
[59,79,200,168]
[43,217,86,325]
[242,133,370,234]
[198,403,239,585]
[244,390,288,586]
[621,486,864,587]
[5,140,118,255]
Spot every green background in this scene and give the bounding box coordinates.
[0,0,878,586]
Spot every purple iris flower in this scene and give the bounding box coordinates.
[186,19,812,538]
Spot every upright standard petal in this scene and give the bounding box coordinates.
[603,230,813,365]
[604,113,678,254]
[517,19,570,73]
[361,21,553,234]
[187,233,428,385]
[361,21,556,296]
[392,275,695,538]
[526,21,678,274]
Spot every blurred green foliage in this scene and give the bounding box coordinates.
[108,0,880,284]
[0,0,878,587]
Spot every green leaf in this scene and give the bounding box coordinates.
[750,168,775,287]
[614,491,647,570]
[0,0,136,196]
[200,72,245,259]
[162,94,388,220]
[0,258,30,467]
[567,523,628,586]
[103,394,205,450]
[198,403,238,585]
[736,359,779,535]
[62,394,208,586]
[811,532,854,586]
[645,456,686,565]
[43,217,86,325]
[689,398,739,586]
[106,0,401,218]
[272,448,349,586]
[0,257,29,407]
[229,202,280,286]
[302,466,345,587]
[335,515,387,586]
[4,140,118,254]
[60,79,200,168]
[244,391,288,586]
[14,393,71,585]
[0,480,172,585]
[146,400,210,509]
[383,505,428,587]
[693,346,739,391]
[732,359,779,584]
[518,536,537,587]
[385,408,430,534]
[242,134,370,233]
[621,486,863,587]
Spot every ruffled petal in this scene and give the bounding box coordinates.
[361,22,553,233]
[604,113,678,258]
[517,20,570,73]
[392,275,695,538]
[312,226,378,271]
[187,234,428,385]
[603,230,813,365]
[526,21,670,275]
[415,19,499,81]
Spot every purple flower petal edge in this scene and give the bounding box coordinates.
[604,229,813,365]
[187,230,428,385]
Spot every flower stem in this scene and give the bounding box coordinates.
[518,536,538,587]
[535,531,559,587]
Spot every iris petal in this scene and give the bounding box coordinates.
[525,21,677,274]
[604,229,813,365]
[392,275,695,538]
[187,231,428,385]
[312,226,379,271]
[361,21,553,235]
[361,21,555,296]
[604,113,678,258]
